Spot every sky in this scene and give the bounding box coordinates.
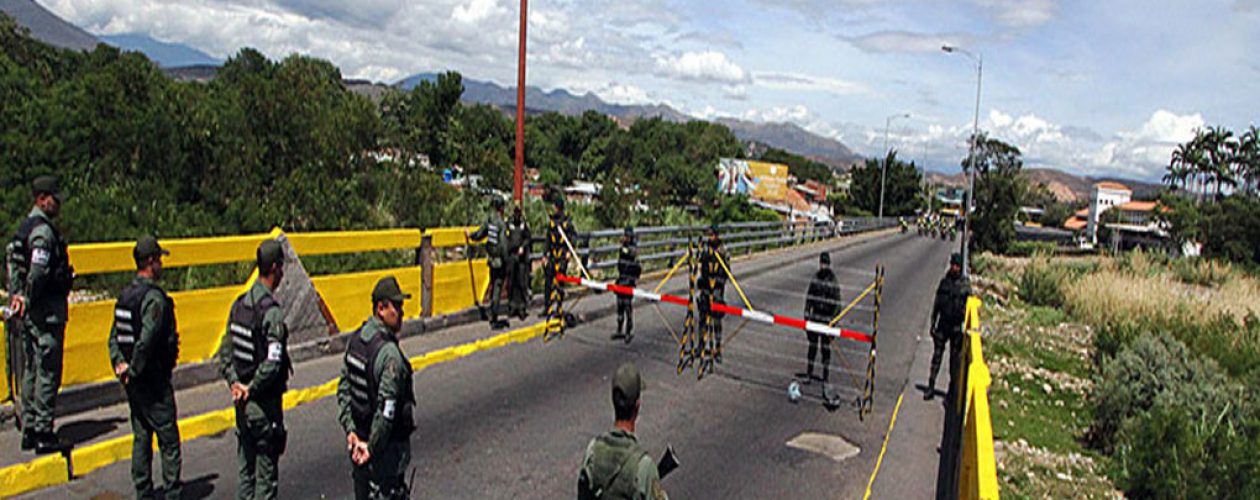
[41,0,1260,181]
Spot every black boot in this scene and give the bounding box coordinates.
[20,430,35,451]
[924,378,936,400]
[34,431,63,455]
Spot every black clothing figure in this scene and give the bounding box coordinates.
[803,252,841,383]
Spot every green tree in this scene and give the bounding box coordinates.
[846,151,922,216]
[964,133,1026,254]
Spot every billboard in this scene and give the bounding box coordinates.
[717,158,790,202]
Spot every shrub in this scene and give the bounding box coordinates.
[1091,332,1235,453]
[1019,255,1068,308]
[1005,240,1056,257]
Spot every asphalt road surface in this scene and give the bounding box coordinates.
[23,231,955,499]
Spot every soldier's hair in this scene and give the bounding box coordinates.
[613,388,638,421]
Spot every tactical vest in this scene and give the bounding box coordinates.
[700,245,726,293]
[8,215,72,297]
[616,245,640,286]
[227,293,283,385]
[114,282,179,378]
[345,326,416,441]
[485,218,505,268]
[582,434,651,499]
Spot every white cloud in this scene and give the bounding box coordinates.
[752,71,867,95]
[972,0,1056,27]
[846,30,971,54]
[451,0,507,24]
[653,50,748,84]
[594,83,654,105]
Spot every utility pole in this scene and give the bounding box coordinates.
[513,0,528,204]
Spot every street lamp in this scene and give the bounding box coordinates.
[878,112,911,220]
[942,44,982,278]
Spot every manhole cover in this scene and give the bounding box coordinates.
[786,432,860,462]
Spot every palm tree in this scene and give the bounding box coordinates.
[1166,143,1191,192]
[1202,126,1237,199]
[1238,126,1259,195]
[1185,128,1210,202]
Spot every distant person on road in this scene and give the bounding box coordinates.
[109,236,182,499]
[612,226,641,343]
[801,252,841,384]
[925,252,970,400]
[578,362,668,500]
[468,196,509,329]
[698,225,729,363]
[506,205,532,320]
[215,240,292,499]
[7,175,74,454]
[337,276,416,500]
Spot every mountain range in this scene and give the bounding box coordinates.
[925,168,1164,204]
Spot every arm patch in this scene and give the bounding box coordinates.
[267,341,283,362]
[31,248,50,266]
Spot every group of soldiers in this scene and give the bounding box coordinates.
[5,176,416,499]
[5,174,967,500]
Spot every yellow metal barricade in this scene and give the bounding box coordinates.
[959,296,1000,499]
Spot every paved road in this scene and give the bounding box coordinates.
[20,231,955,499]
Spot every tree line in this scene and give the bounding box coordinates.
[1159,124,1260,267]
[0,13,797,247]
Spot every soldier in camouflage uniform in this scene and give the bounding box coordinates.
[215,240,292,499]
[338,276,416,500]
[925,252,970,400]
[469,197,508,329]
[7,175,74,454]
[109,236,182,499]
[578,363,668,500]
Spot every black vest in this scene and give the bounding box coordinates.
[227,293,283,385]
[345,326,416,441]
[9,215,72,296]
[616,245,640,286]
[114,282,179,378]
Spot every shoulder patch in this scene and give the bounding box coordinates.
[267,341,283,362]
[30,248,49,266]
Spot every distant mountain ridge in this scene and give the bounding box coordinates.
[0,0,99,51]
[926,167,1163,204]
[100,33,222,68]
[397,73,860,167]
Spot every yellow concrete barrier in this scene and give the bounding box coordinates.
[959,296,1000,500]
[312,266,423,331]
[0,453,68,497]
[2,227,489,396]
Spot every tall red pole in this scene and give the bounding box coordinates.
[513,0,528,204]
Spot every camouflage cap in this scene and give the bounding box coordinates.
[950,252,964,267]
[372,275,412,304]
[820,252,831,265]
[257,239,286,271]
[32,175,64,203]
[133,235,170,265]
[612,362,642,409]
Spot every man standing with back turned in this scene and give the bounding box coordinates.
[925,252,970,400]
[109,236,182,499]
[216,240,291,499]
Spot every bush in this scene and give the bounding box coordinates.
[1091,332,1235,453]
[1006,240,1057,257]
[1019,255,1068,308]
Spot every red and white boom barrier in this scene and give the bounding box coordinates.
[555,273,873,343]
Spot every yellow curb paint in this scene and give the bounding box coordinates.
[864,391,905,500]
[0,454,68,497]
[0,318,560,497]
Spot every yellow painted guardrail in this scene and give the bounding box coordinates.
[2,226,489,396]
[959,296,1000,499]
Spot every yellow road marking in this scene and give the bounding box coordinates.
[863,390,905,500]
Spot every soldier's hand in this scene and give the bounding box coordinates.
[8,295,25,318]
[114,362,130,383]
[352,442,371,465]
[347,432,360,452]
[231,382,250,404]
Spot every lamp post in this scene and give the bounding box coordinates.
[878,112,911,220]
[942,44,982,278]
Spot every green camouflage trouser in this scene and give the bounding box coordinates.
[127,382,182,499]
[20,318,63,433]
[352,439,411,500]
[235,396,285,500]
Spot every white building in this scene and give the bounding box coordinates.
[1086,182,1131,244]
